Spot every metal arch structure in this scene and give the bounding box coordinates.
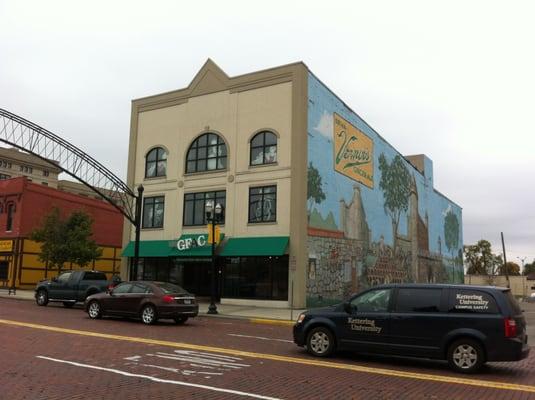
[0,108,144,272]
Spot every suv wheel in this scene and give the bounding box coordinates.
[448,338,485,373]
[306,327,335,357]
[141,305,157,325]
[36,290,48,306]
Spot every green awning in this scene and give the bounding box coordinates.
[122,233,224,258]
[219,236,289,257]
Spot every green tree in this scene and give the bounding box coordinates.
[378,154,411,248]
[31,208,102,274]
[444,210,460,258]
[307,163,326,214]
[523,261,535,275]
[464,240,502,275]
[499,262,521,276]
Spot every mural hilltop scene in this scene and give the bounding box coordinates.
[306,74,463,307]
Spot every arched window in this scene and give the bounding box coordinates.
[145,147,167,178]
[250,131,277,166]
[6,203,15,231]
[186,133,227,173]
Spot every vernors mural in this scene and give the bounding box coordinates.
[306,73,463,307]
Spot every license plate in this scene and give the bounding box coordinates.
[183,299,191,304]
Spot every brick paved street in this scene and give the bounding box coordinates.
[1,298,535,400]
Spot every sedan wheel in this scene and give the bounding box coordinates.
[306,327,335,357]
[87,301,102,319]
[141,305,157,325]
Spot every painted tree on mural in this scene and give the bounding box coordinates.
[378,154,411,248]
[307,162,326,215]
[444,210,460,259]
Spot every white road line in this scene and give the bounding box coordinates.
[36,356,282,400]
[228,334,293,343]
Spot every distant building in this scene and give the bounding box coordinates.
[0,177,123,288]
[0,146,113,201]
[122,60,463,308]
[0,147,60,187]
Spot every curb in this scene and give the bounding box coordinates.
[0,294,296,326]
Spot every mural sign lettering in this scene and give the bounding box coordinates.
[333,113,374,188]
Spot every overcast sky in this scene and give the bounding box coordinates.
[1,0,533,266]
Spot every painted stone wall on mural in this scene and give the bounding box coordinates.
[306,73,463,307]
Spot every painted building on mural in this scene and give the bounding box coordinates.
[0,177,124,288]
[123,60,462,308]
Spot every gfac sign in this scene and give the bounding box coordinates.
[177,235,207,251]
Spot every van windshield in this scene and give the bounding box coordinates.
[504,290,522,315]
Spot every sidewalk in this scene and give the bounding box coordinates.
[0,289,304,325]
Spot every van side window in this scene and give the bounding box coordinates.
[350,289,391,312]
[449,289,499,314]
[395,288,442,313]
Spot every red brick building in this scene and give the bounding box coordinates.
[0,177,123,288]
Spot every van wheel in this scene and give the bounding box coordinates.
[36,290,48,306]
[448,338,485,373]
[306,327,335,357]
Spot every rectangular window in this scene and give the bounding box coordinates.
[0,174,10,180]
[249,185,277,223]
[183,190,226,226]
[142,196,165,228]
[43,170,50,177]
[6,204,14,231]
[395,288,443,313]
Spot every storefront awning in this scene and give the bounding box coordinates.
[219,236,289,257]
[122,233,224,258]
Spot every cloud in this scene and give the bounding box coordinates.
[313,110,333,141]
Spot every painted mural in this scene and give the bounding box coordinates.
[307,73,463,307]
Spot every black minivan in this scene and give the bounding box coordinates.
[293,284,530,373]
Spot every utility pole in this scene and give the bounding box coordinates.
[501,232,510,288]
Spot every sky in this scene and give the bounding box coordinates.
[1,0,533,267]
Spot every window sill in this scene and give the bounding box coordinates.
[144,176,167,181]
[249,162,278,169]
[183,170,228,178]
[141,227,164,231]
[247,221,277,226]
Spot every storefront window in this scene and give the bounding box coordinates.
[222,256,288,300]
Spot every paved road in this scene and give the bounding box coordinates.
[1,298,534,400]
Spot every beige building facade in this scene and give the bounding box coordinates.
[123,60,307,307]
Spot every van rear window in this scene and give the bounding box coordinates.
[449,289,498,314]
[504,290,522,315]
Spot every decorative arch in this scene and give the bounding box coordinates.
[249,130,278,166]
[145,146,168,178]
[0,108,137,223]
[185,132,228,173]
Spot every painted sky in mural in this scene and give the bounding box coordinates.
[307,73,463,259]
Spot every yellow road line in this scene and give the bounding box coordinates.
[1,318,533,394]
[249,318,295,327]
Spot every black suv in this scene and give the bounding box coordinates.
[293,284,530,373]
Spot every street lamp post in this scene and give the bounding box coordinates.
[206,201,223,315]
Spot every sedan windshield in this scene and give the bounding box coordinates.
[154,282,188,294]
